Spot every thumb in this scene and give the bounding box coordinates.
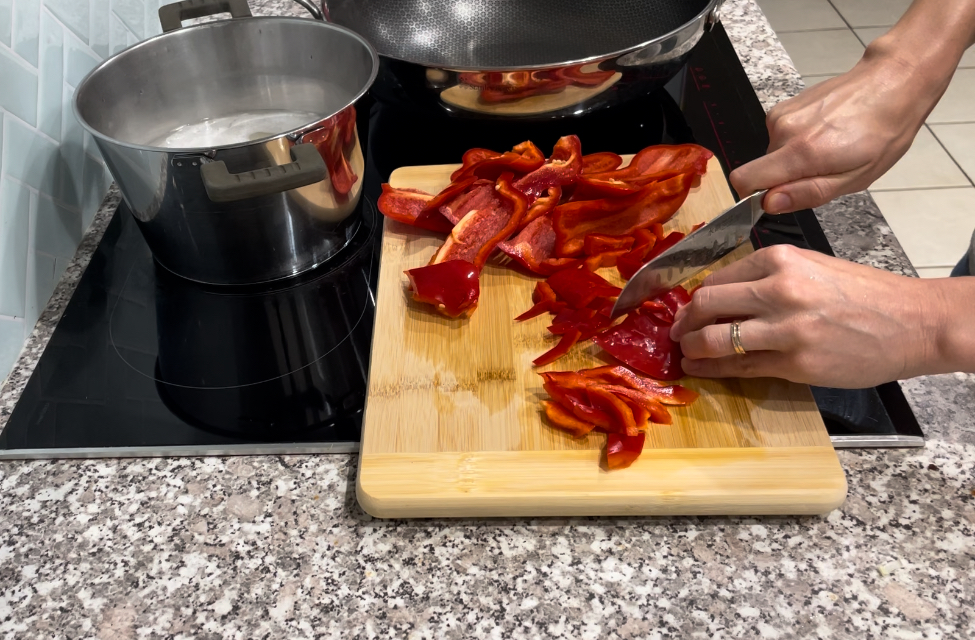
[763,175,851,213]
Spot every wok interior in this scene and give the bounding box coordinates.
[323,0,712,68]
[75,18,375,148]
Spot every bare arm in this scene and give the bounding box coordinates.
[730,0,975,213]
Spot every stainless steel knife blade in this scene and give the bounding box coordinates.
[611,189,767,318]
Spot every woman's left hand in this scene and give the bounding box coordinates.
[668,245,950,388]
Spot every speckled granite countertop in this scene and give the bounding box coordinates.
[1,1,974,638]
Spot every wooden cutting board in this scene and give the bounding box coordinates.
[358,155,847,518]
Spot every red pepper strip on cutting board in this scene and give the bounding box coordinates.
[586,387,639,436]
[594,312,685,380]
[533,328,583,367]
[599,384,672,425]
[616,227,658,280]
[580,152,623,175]
[515,281,566,322]
[377,185,443,230]
[498,215,558,274]
[416,176,479,228]
[541,400,595,437]
[606,433,646,470]
[541,378,615,429]
[431,173,529,270]
[514,135,584,203]
[405,260,480,318]
[552,172,693,257]
[579,365,699,406]
[546,265,621,309]
[450,148,503,182]
[583,234,635,255]
[519,187,561,229]
[451,140,545,181]
[587,144,713,183]
[583,249,629,271]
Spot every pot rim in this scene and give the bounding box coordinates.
[356,0,719,73]
[73,16,379,154]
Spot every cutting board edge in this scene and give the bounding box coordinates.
[357,446,848,519]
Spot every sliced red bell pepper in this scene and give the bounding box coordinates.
[533,327,582,367]
[377,185,444,231]
[514,135,583,203]
[606,432,646,470]
[581,152,623,175]
[405,260,480,318]
[451,141,545,181]
[537,258,582,275]
[583,249,629,271]
[520,187,562,229]
[653,285,692,324]
[431,173,529,269]
[541,400,595,437]
[546,266,621,310]
[450,148,502,182]
[583,234,635,255]
[541,380,613,429]
[547,307,611,340]
[553,173,693,257]
[616,228,658,280]
[600,384,672,425]
[586,144,713,183]
[579,365,699,405]
[515,281,566,322]
[644,229,685,262]
[594,312,685,380]
[586,387,638,436]
[499,215,558,274]
[417,176,479,227]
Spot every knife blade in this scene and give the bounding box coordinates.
[611,189,768,318]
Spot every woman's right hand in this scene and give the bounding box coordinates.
[730,42,952,214]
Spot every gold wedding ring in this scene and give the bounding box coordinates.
[730,321,747,355]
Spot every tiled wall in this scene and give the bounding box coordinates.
[0,0,167,381]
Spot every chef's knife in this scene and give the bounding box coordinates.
[611,190,768,318]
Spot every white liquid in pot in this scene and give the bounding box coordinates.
[146,110,322,148]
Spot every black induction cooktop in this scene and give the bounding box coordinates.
[0,24,923,458]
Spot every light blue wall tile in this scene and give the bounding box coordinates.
[90,0,109,57]
[0,316,26,382]
[12,0,40,66]
[125,27,136,47]
[2,117,57,194]
[43,0,89,43]
[109,10,127,54]
[25,250,56,331]
[82,165,111,228]
[64,32,99,87]
[56,84,84,208]
[0,177,31,318]
[0,0,13,47]
[143,0,162,38]
[112,0,143,38]
[0,46,39,126]
[34,194,81,259]
[37,10,63,140]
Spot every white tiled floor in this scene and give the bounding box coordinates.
[757,0,975,276]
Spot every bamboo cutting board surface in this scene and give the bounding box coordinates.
[358,155,847,518]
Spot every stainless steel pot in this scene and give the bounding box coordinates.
[74,0,378,284]
[321,0,722,119]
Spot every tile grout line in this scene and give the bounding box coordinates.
[0,39,41,74]
[926,124,975,189]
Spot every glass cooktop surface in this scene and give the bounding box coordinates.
[0,24,922,458]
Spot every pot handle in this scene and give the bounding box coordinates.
[159,0,252,33]
[200,143,328,203]
[291,0,324,21]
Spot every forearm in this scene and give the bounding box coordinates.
[864,0,975,115]
[927,278,975,376]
